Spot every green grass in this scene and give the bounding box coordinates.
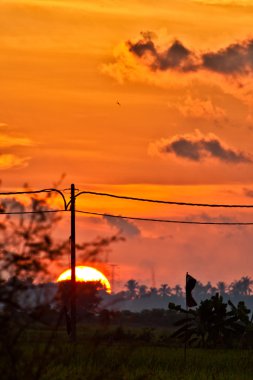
[1,326,253,380]
[40,344,253,380]
[12,344,253,379]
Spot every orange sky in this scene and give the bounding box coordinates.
[1,0,253,289]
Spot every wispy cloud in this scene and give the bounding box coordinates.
[168,95,227,122]
[194,0,253,5]
[0,154,30,170]
[243,187,253,198]
[0,133,32,148]
[149,130,252,164]
[103,215,140,237]
[0,124,33,169]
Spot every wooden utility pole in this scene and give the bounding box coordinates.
[70,183,76,341]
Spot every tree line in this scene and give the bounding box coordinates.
[122,276,253,299]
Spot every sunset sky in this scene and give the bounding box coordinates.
[1,0,253,290]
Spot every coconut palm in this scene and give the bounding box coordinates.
[124,279,139,299]
[172,284,183,297]
[216,281,227,296]
[149,287,158,297]
[229,276,253,296]
[159,283,172,298]
[138,284,148,298]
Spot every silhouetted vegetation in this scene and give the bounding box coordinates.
[0,187,123,380]
[106,276,253,313]
[169,294,253,348]
[1,187,253,379]
[57,280,104,319]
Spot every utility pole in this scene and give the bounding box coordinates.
[70,183,76,342]
[110,264,118,294]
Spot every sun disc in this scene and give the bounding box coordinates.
[57,266,111,293]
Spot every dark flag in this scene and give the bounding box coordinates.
[186,272,197,308]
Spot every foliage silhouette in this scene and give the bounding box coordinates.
[0,184,124,380]
[57,280,104,319]
[169,293,251,348]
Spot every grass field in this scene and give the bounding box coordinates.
[2,326,253,380]
[42,344,253,380]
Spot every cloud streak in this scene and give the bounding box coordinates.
[168,95,227,122]
[243,187,253,198]
[150,131,252,164]
[0,124,33,170]
[103,215,140,237]
[0,154,30,170]
[0,133,32,148]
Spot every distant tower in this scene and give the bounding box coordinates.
[110,264,118,294]
[151,267,156,288]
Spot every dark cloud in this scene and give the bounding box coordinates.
[103,215,140,237]
[153,40,192,71]
[185,212,238,224]
[157,132,252,163]
[128,33,253,75]
[202,42,253,74]
[128,36,195,72]
[128,38,157,58]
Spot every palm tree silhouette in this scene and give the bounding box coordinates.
[216,281,227,296]
[138,284,148,298]
[125,279,138,299]
[229,276,253,296]
[173,284,183,297]
[159,283,172,297]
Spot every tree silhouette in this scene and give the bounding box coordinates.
[172,284,183,297]
[57,280,104,319]
[138,284,148,298]
[159,283,172,298]
[0,193,67,284]
[125,279,139,299]
[229,276,253,296]
[0,185,124,380]
[216,281,227,296]
[149,287,158,297]
[170,294,251,348]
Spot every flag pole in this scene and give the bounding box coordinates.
[184,272,188,363]
[184,272,197,364]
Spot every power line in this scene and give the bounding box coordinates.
[0,209,67,215]
[0,189,51,195]
[2,187,253,209]
[0,188,68,210]
[75,190,253,209]
[76,210,253,226]
[1,208,251,225]
[1,186,253,224]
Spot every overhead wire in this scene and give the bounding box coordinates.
[0,208,252,225]
[76,210,253,226]
[1,186,253,225]
[1,187,253,209]
[0,210,67,215]
[75,190,253,208]
[0,188,68,210]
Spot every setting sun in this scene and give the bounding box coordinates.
[57,266,111,293]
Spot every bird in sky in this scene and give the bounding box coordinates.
[116,101,121,106]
